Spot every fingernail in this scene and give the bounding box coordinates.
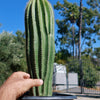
[28,74,30,78]
[40,79,43,85]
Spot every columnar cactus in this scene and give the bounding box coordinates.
[25,0,55,96]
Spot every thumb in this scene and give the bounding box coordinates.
[28,79,43,87]
[16,79,43,98]
[20,79,43,91]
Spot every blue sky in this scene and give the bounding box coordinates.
[0,0,59,33]
[0,0,99,49]
[0,0,84,33]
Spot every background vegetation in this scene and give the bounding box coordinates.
[0,31,27,85]
[54,0,100,88]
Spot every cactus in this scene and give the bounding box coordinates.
[25,0,55,96]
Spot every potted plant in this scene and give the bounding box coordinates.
[22,0,76,99]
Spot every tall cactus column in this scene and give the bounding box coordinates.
[25,0,55,96]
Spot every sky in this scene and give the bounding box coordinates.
[0,0,99,49]
[0,0,85,33]
[0,0,59,34]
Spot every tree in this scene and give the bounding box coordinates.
[82,58,99,88]
[54,0,79,58]
[78,0,82,60]
[87,0,100,10]
[0,62,11,85]
[67,56,99,88]
[86,0,100,41]
[15,30,25,45]
[93,47,100,59]
[54,0,100,58]
[0,31,27,85]
[55,49,71,64]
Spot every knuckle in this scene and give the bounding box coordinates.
[12,72,18,76]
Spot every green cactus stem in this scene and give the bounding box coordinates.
[25,0,55,96]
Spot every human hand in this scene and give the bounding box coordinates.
[0,71,43,100]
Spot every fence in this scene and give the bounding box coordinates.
[53,59,100,95]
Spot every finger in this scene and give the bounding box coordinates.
[16,79,43,98]
[22,79,43,89]
[10,71,30,79]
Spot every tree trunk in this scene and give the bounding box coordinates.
[72,23,75,59]
[75,43,78,58]
[78,0,82,60]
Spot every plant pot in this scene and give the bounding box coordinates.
[21,92,77,100]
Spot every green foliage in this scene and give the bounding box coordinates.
[91,47,100,70]
[54,0,79,22]
[87,0,100,9]
[56,59,66,65]
[67,56,99,88]
[67,58,79,73]
[54,0,79,53]
[82,59,98,88]
[25,0,55,96]
[0,62,11,85]
[15,30,25,45]
[93,47,100,58]
[55,49,71,64]
[0,31,27,86]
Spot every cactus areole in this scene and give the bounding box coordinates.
[25,0,55,96]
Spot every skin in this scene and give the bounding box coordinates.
[0,71,43,100]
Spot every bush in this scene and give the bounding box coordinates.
[67,56,99,88]
[0,62,11,86]
[0,31,27,85]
